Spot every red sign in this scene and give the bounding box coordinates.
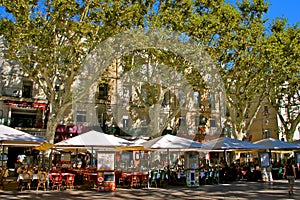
[98,177,104,182]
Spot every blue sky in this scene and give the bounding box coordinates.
[264,0,299,26]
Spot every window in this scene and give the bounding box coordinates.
[162,91,171,107]
[209,92,215,110]
[123,116,129,129]
[263,105,269,116]
[179,116,186,126]
[193,91,200,108]
[210,118,216,127]
[199,115,207,126]
[195,116,200,126]
[98,84,108,99]
[141,115,147,126]
[178,90,186,107]
[122,86,131,102]
[22,81,33,98]
[76,110,86,123]
[263,129,270,138]
[141,87,147,104]
[98,113,107,127]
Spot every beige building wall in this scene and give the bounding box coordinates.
[248,98,278,142]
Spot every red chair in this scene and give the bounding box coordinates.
[65,174,75,190]
[141,172,149,188]
[131,172,140,188]
[118,172,126,187]
[50,173,63,190]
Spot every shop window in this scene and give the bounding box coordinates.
[22,81,33,98]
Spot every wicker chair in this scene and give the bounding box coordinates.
[36,172,47,191]
[20,172,31,191]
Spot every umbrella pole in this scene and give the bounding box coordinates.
[167,149,170,167]
[220,150,226,184]
[76,148,79,166]
[91,147,94,167]
[1,145,4,168]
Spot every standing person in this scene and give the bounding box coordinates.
[283,158,297,195]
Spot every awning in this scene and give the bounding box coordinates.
[115,145,149,151]
[34,142,54,151]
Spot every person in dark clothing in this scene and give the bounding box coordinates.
[283,158,297,195]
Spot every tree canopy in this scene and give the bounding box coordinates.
[0,0,299,142]
[263,18,300,141]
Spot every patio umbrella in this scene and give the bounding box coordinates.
[254,138,300,150]
[134,138,148,145]
[293,139,300,145]
[54,130,133,148]
[0,125,46,167]
[140,134,209,177]
[141,134,208,150]
[202,136,267,150]
[0,125,45,146]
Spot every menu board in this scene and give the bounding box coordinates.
[259,153,270,167]
[97,151,115,170]
[296,153,300,164]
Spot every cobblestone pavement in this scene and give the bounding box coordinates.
[0,180,298,200]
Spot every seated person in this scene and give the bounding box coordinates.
[31,170,39,188]
[17,171,24,183]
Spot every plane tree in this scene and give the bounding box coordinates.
[0,0,156,143]
[263,19,300,141]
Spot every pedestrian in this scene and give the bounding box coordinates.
[283,158,297,195]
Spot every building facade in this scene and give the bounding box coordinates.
[0,40,48,138]
[248,98,279,142]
